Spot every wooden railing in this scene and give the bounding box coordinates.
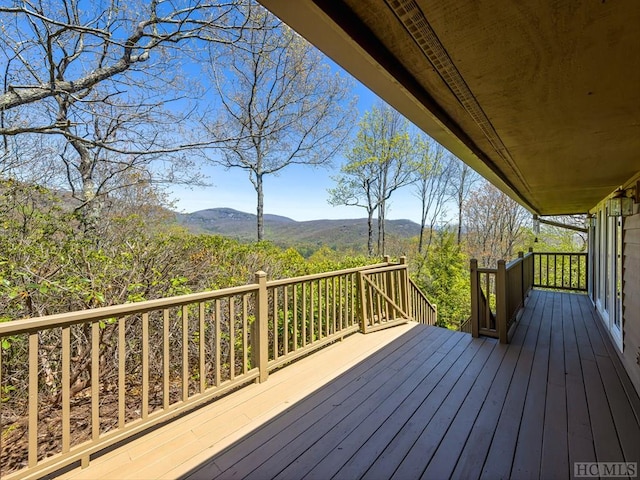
[0,258,435,479]
[533,252,587,291]
[471,251,534,343]
[408,278,437,326]
[470,250,586,343]
[470,263,499,339]
[458,317,472,334]
[265,265,368,371]
[357,258,437,333]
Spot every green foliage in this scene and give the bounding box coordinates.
[306,246,371,273]
[0,181,378,322]
[412,231,470,329]
[3,155,395,323]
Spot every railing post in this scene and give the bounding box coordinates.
[496,260,508,344]
[253,271,269,383]
[400,256,410,318]
[357,271,368,333]
[518,251,525,306]
[383,255,393,320]
[470,259,479,338]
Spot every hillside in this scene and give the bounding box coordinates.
[178,208,421,251]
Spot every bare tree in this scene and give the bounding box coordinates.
[0,1,243,114]
[449,160,480,244]
[49,87,205,231]
[463,181,529,267]
[329,104,413,256]
[412,137,453,254]
[0,0,247,229]
[205,3,355,241]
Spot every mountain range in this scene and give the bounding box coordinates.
[177,208,422,251]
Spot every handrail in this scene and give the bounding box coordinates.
[0,257,434,479]
[0,283,260,336]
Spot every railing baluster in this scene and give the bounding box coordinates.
[182,305,188,401]
[199,303,205,393]
[347,275,352,327]
[331,277,340,333]
[380,272,387,321]
[577,254,582,290]
[485,273,491,330]
[310,281,315,343]
[28,332,38,467]
[324,278,328,335]
[283,287,289,356]
[243,294,249,373]
[317,279,322,340]
[545,254,549,287]
[163,309,169,410]
[569,255,573,289]
[253,271,268,383]
[326,277,331,336]
[302,282,307,347]
[272,287,278,361]
[229,297,235,381]
[374,274,381,324]
[338,276,344,331]
[62,326,70,453]
[91,321,99,441]
[293,284,298,351]
[215,299,221,387]
[142,312,149,419]
[119,317,126,428]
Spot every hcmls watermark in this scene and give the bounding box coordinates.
[574,462,638,478]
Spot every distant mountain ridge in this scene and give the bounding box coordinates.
[177,207,421,250]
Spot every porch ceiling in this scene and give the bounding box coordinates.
[258,0,640,215]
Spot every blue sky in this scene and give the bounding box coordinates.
[169,80,434,225]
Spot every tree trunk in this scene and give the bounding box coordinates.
[457,175,464,244]
[71,138,100,234]
[256,173,264,241]
[377,206,383,255]
[380,202,386,256]
[418,190,427,253]
[367,208,374,256]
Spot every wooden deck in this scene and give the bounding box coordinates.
[59,290,640,480]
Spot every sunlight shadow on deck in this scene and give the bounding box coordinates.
[59,291,640,480]
[58,323,420,480]
[180,291,640,480]
[180,324,475,480]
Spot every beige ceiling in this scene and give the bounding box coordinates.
[257,0,640,215]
